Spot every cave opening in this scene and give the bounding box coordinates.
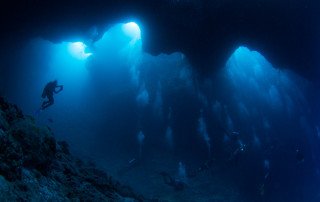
[0,17,319,202]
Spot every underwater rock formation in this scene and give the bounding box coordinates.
[1,0,319,79]
[0,96,143,201]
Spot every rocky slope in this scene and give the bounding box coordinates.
[0,96,145,201]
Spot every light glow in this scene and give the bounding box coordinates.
[122,22,141,42]
[68,42,92,60]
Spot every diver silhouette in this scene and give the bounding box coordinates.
[40,80,63,110]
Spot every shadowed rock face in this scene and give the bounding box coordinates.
[0,96,144,201]
[1,0,319,79]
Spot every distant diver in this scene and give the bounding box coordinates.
[225,131,246,166]
[40,80,63,110]
[159,171,186,191]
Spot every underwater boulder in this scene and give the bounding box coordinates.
[0,98,24,125]
[0,109,9,131]
[0,129,23,181]
[57,141,70,155]
[8,118,56,175]
[0,96,144,201]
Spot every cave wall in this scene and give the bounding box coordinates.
[1,0,319,79]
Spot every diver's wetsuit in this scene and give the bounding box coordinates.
[159,172,185,191]
[41,81,63,110]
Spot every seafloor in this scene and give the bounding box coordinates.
[0,95,262,201]
[97,152,242,202]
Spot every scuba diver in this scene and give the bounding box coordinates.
[228,140,246,165]
[159,171,187,191]
[224,131,247,166]
[40,80,63,110]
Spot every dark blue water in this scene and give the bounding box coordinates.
[1,22,319,201]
